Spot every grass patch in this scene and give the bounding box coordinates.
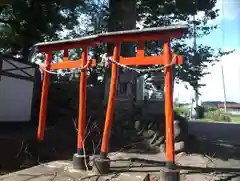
[201,114,240,123]
[229,114,240,122]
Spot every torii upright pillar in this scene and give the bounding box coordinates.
[92,25,187,181]
[33,36,99,171]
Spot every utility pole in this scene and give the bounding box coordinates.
[221,65,227,112]
[239,65,240,102]
[220,0,227,112]
[192,14,199,119]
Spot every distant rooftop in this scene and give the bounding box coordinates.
[217,104,240,109]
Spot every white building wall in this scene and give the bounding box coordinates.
[0,59,36,122]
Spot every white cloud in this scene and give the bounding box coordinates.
[174,49,240,103]
[214,0,240,21]
[193,0,240,27]
[173,82,194,103]
[200,49,240,102]
[188,0,240,28]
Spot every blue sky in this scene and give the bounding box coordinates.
[174,0,240,103]
[199,1,240,49]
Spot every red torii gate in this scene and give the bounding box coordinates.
[32,25,187,180]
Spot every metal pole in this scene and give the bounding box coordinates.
[193,14,199,118]
[221,65,227,112]
[220,0,227,112]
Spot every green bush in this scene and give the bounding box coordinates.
[204,110,231,122]
[196,106,205,119]
[174,106,189,118]
[206,106,218,112]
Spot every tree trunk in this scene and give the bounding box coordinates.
[107,0,137,56]
[103,0,137,102]
[23,45,31,60]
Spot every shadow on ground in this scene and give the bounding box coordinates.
[187,121,240,162]
[0,119,153,174]
[109,157,240,181]
[0,121,77,174]
[187,137,240,162]
[2,120,240,181]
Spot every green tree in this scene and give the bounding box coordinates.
[0,0,87,58]
[63,0,233,92]
[135,0,233,90]
[1,0,234,91]
[173,44,234,90]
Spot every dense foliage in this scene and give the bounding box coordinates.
[0,0,234,89]
[0,0,87,57]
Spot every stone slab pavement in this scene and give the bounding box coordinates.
[1,151,240,181]
[0,155,150,181]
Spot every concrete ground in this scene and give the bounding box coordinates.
[0,150,239,181]
[1,120,240,181]
[180,121,240,181]
[0,159,149,181]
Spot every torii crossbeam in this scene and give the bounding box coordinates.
[31,24,188,180]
